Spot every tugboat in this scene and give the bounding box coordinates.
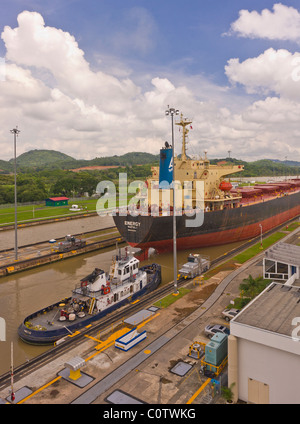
[18,249,161,345]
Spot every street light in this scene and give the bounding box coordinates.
[259,224,263,249]
[10,127,20,261]
[165,106,179,293]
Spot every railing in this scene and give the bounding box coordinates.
[201,355,228,377]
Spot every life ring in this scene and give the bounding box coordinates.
[81,281,88,288]
[103,287,110,295]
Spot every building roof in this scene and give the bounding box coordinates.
[265,242,300,267]
[47,197,69,201]
[233,282,300,337]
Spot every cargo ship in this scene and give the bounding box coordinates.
[113,114,300,253]
[18,249,161,345]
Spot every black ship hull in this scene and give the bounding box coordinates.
[113,191,300,253]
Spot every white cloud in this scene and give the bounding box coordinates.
[225,48,300,99]
[0,9,300,163]
[227,3,300,43]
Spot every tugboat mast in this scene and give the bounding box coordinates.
[175,113,192,161]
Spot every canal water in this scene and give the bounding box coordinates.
[0,216,245,376]
[0,215,114,250]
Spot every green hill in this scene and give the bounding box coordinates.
[11,149,76,168]
[211,158,300,177]
[0,149,299,176]
[86,152,160,167]
[0,159,12,172]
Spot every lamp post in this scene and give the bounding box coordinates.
[10,127,20,261]
[165,106,179,293]
[259,224,263,249]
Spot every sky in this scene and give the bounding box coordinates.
[1,1,300,162]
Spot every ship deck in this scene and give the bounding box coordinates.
[239,189,300,207]
[23,301,88,332]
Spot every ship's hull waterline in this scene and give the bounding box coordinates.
[113,191,300,253]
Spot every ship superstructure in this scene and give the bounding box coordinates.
[146,114,244,213]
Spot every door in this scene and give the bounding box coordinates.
[248,378,269,404]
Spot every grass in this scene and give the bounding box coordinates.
[233,232,287,264]
[285,222,300,231]
[203,229,292,281]
[0,194,136,226]
[154,287,191,308]
[0,199,98,226]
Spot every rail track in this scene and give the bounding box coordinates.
[0,226,118,254]
[0,215,298,391]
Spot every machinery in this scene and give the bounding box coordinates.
[53,235,86,253]
[188,341,206,359]
[178,254,210,279]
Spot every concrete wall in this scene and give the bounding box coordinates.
[235,336,300,404]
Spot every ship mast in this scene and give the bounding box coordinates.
[175,114,192,161]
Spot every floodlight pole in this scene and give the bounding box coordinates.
[259,224,263,249]
[10,127,20,261]
[165,106,179,294]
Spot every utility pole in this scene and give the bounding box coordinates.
[165,106,179,294]
[10,341,15,403]
[10,127,20,260]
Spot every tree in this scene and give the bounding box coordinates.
[221,383,235,403]
[0,186,14,203]
[239,275,267,300]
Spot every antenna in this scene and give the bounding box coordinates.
[175,113,192,161]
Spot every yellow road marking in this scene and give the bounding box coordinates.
[85,341,115,361]
[84,334,101,343]
[16,310,161,403]
[186,378,211,404]
[136,312,160,329]
[17,376,62,404]
[94,327,130,351]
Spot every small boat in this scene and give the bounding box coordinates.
[18,249,161,345]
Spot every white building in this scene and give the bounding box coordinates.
[228,281,300,404]
[263,242,300,282]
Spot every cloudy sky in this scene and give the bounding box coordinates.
[1,1,300,162]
